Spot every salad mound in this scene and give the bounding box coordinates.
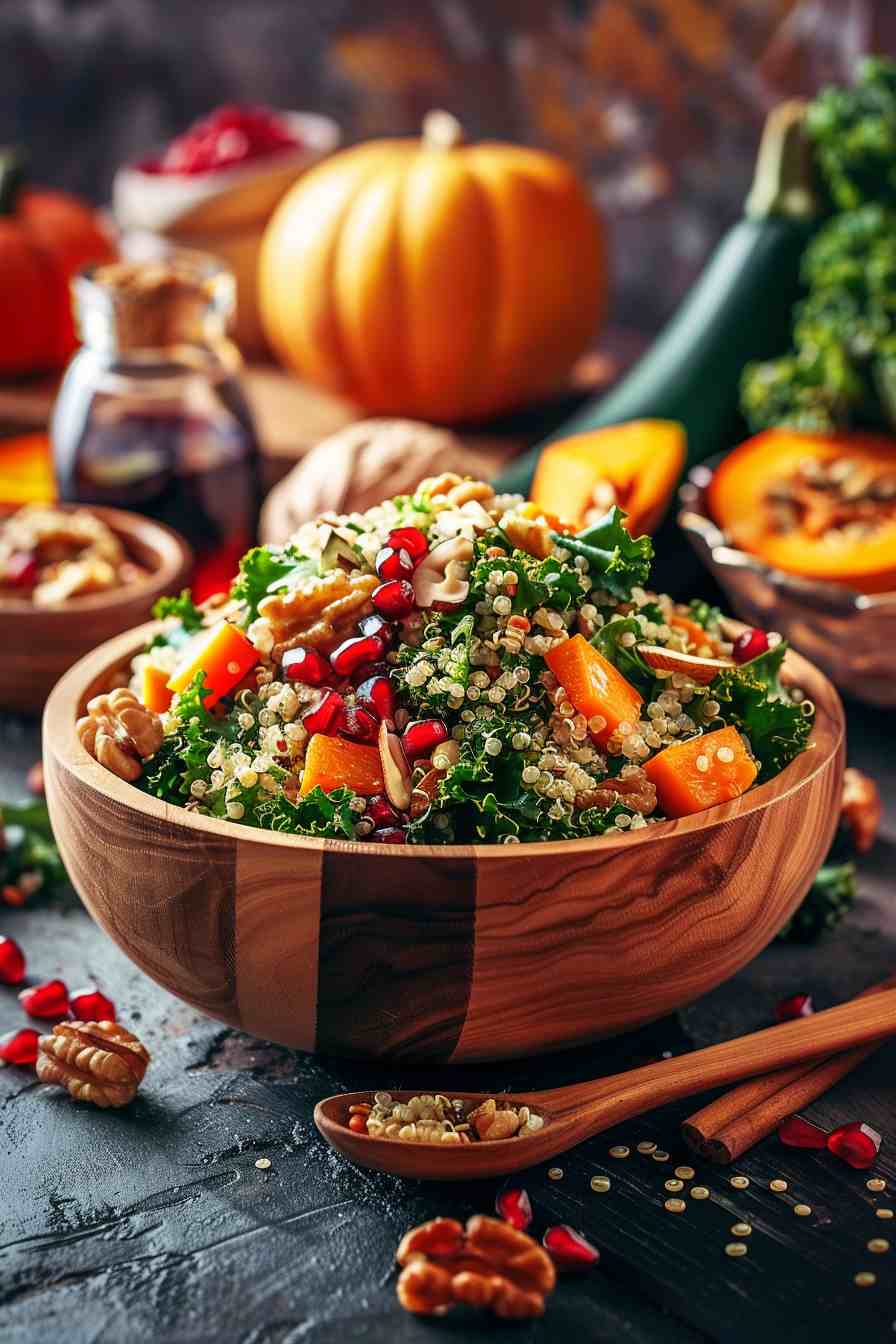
[117,477,813,845]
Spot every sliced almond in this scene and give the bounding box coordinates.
[410,767,441,819]
[638,644,735,685]
[378,720,412,811]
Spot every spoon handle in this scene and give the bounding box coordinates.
[538,985,896,1139]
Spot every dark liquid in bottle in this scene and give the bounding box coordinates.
[52,356,261,601]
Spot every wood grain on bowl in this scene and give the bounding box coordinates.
[1,506,190,713]
[44,622,845,1062]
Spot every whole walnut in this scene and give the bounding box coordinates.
[259,419,494,544]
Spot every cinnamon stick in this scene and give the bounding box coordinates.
[682,975,895,1164]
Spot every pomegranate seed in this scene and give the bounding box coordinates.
[19,978,69,1020]
[339,706,379,744]
[370,827,407,844]
[329,634,385,678]
[69,986,116,1022]
[2,885,25,907]
[778,1114,829,1149]
[0,1027,39,1066]
[495,1188,533,1232]
[827,1121,883,1169]
[0,934,26,985]
[358,614,393,646]
[387,527,428,563]
[348,1114,367,1134]
[351,659,389,687]
[372,579,415,619]
[402,718,449,762]
[366,795,403,829]
[542,1225,600,1270]
[732,628,769,664]
[776,993,814,1022]
[355,674,396,722]
[302,689,345,736]
[375,546,414,582]
[6,551,38,587]
[282,647,332,686]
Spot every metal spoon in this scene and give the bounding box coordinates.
[315,988,896,1180]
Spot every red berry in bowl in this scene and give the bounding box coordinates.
[0,934,26,985]
[19,978,69,1020]
[69,986,116,1022]
[0,1027,39,1066]
[827,1121,882,1169]
[330,635,385,678]
[387,527,428,563]
[282,647,332,686]
[302,689,345,736]
[776,993,813,1022]
[375,546,415,582]
[339,706,379,744]
[732,628,769,664]
[365,795,403,830]
[402,719,449,762]
[372,580,415,620]
[355,674,396,722]
[370,827,407,844]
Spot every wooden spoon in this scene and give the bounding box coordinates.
[315,988,896,1180]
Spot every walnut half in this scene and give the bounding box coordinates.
[76,687,163,782]
[396,1215,556,1319]
[36,1021,150,1108]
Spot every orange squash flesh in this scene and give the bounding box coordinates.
[708,429,896,593]
[530,420,686,534]
[300,734,385,796]
[140,663,173,714]
[643,726,758,819]
[545,634,642,747]
[167,621,260,708]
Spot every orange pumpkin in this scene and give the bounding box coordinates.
[258,111,606,422]
[0,151,115,376]
[708,429,896,593]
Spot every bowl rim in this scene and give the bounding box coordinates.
[679,457,896,612]
[44,617,845,862]
[0,503,192,615]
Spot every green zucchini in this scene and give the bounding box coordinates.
[494,101,820,497]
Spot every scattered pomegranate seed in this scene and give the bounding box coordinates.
[778,1114,829,1149]
[387,527,428,563]
[828,1121,883,1169]
[375,545,415,582]
[776,993,814,1022]
[370,827,408,844]
[732,628,769,664]
[282,647,332,686]
[329,634,385,678]
[19,978,69,1020]
[355,674,396,722]
[302,689,345,736]
[402,719,449,762]
[372,579,415,619]
[69,986,116,1022]
[348,1114,367,1134]
[495,1187,533,1232]
[2,885,25,908]
[0,935,26,985]
[6,551,38,587]
[365,795,403,830]
[339,705,379,744]
[542,1225,601,1270]
[358,613,393,646]
[0,1027,39,1066]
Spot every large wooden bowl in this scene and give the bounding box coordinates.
[44,625,844,1062]
[1,506,190,714]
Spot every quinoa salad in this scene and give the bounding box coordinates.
[78,474,814,845]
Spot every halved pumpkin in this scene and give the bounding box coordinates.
[708,429,896,593]
[530,419,686,534]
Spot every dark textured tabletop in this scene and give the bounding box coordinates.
[1,555,894,1344]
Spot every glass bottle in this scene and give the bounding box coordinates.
[51,243,261,600]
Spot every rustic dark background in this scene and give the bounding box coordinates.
[4,0,896,335]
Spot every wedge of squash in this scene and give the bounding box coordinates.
[708,429,896,593]
[644,726,757,818]
[545,634,642,746]
[530,419,686,534]
[301,734,385,796]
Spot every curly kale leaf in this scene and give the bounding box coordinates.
[148,589,204,651]
[778,860,856,943]
[140,672,235,803]
[470,533,584,614]
[591,616,657,696]
[808,58,896,212]
[709,642,811,781]
[229,544,318,623]
[253,786,357,840]
[553,507,653,601]
[686,599,722,633]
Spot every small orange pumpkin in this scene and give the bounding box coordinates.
[258,111,606,422]
[0,150,116,376]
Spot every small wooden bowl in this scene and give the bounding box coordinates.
[44,627,844,1062]
[2,506,190,714]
